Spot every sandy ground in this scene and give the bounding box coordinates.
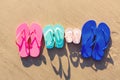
[0,0,120,80]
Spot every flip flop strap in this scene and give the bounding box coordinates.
[16,29,26,46]
[16,30,28,49]
[44,29,54,45]
[102,29,109,43]
[44,29,53,37]
[73,30,78,42]
[30,30,42,48]
[55,28,64,42]
[16,38,27,51]
[16,29,25,41]
[101,29,110,50]
[30,37,41,48]
[85,27,95,47]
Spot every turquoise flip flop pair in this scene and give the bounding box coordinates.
[81,20,110,61]
[43,24,64,49]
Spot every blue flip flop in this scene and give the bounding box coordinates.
[92,22,110,61]
[43,25,54,49]
[53,24,64,48]
[81,20,96,58]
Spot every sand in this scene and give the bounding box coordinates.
[0,0,120,80]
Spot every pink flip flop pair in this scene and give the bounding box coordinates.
[16,23,42,58]
[65,28,81,44]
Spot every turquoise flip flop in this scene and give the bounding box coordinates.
[53,24,64,48]
[43,25,54,49]
[92,22,110,61]
[81,20,96,58]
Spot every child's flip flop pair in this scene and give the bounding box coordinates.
[16,23,42,58]
[43,24,64,49]
[81,20,110,61]
[65,28,81,44]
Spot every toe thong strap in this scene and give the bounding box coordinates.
[101,29,110,50]
[30,30,42,48]
[44,29,54,46]
[55,28,64,42]
[16,30,26,47]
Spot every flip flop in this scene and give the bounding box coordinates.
[43,25,54,49]
[98,23,110,49]
[54,24,64,48]
[16,23,30,57]
[73,28,81,44]
[65,28,73,43]
[92,22,110,61]
[29,23,42,57]
[81,20,96,58]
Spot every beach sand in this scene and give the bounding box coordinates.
[0,0,120,80]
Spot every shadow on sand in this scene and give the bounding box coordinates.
[68,37,113,71]
[21,37,46,67]
[47,43,71,80]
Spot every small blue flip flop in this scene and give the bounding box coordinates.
[53,24,64,48]
[43,25,54,49]
[92,22,110,61]
[81,20,96,58]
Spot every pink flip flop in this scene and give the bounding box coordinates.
[16,23,30,57]
[72,28,81,44]
[29,23,42,57]
[65,28,73,43]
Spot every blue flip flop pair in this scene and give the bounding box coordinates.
[81,20,110,61]
[43,24,64,49]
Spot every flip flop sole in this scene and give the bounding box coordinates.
[30,23,42,57]
[81,20,96,58]
[43,25,54,49]
[54,24,64,48]
[65,28,73,43]
[73,28,81,44]
[92,22,110,61]
[16,23,29,57]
